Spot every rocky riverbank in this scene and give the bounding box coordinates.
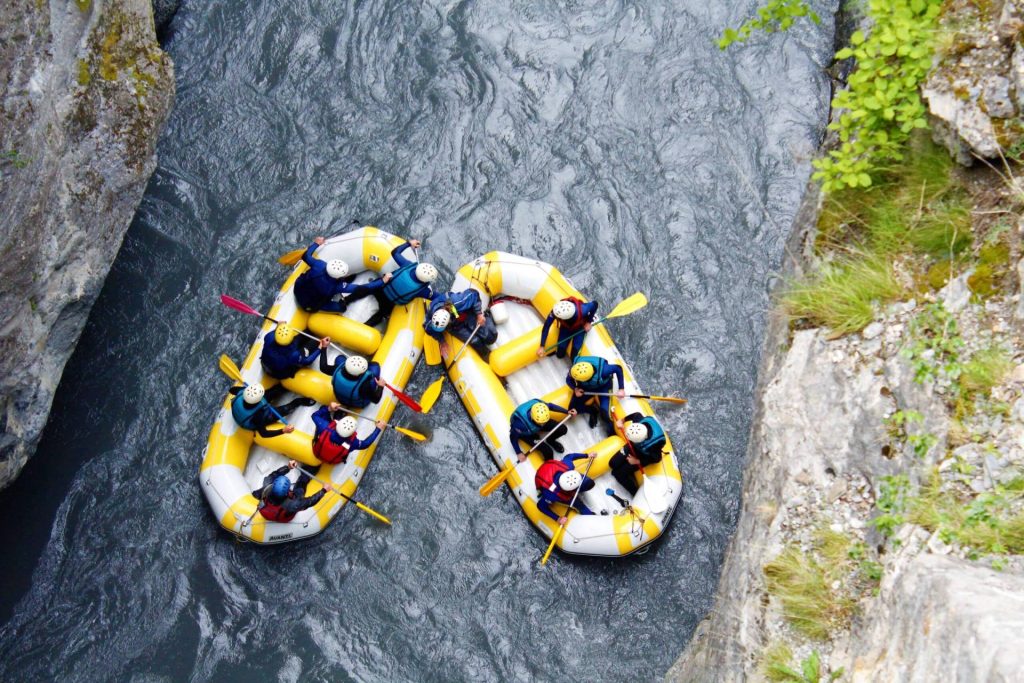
[0,0,174,488]
[669,1,1024,680]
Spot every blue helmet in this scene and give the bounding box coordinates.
[270,476,291,501]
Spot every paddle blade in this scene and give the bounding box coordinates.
[423,335,441,366]
[642,477,669,514]
[385,382,423,413]
[649,395,688,405]
[278,248,305,266]
[419,376,445,414]
[606,292,648,319]
[218,354,244,383]
[220,294,261,317]
[356,502,392,525]
[540,525,564,565]
[479,467,513,497]
[394,426,427,442]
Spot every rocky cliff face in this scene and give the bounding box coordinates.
[0,0,174,488]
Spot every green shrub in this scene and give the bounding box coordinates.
[718,0,821,49]
[812,0,944,192]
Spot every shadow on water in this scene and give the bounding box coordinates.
[0,0,837,680]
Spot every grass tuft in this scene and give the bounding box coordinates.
[781,256,901,335]
[763,546,855,640]
[959,346,1012,396]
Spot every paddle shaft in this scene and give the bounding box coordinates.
[295,467,391,524]
[541,454,597,565]
[479,412,575,496]
[585,391,687,404]
[448,322,481,367]
[542,316,604,353]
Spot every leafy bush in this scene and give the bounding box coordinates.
[718,1,821,49]
[812,0,944,192]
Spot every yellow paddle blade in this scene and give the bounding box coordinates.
[278,247,305,266]
[355,502,392,525]
[394,426,427,442]
[419,375,445,414]
[606,292,648,319]
[541,525,565,565]
[479,466,513,497]
[423,335,441,366]
[218,354,244,383]
[649,395,688,405]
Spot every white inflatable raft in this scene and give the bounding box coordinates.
[440,252,683,557]
[200,227,425,544]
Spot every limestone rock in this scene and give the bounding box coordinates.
[1016,257,1024,320]
[847,554,1024,681]
[0,0,174,488]
[939,270,973,313]
[1013,44,1024,111]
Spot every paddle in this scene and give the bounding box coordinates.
[540,453,597,566]
[611,407,668,515]
[585,391,688,406]
[294,466,392,525]
[419,322,481,414]
[220,295,423,413]
[277,220,360,266]
[328,404,427,442]
[479,412,574,497]
[540,292,648,355]
[218,354,290,426]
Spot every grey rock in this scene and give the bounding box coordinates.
[939,270,973,313]
[0,0,174,488]
[1016,257,1024,320]
[982,75,1015,118]
[847,555,1024,681]
[861,321,884,341]
[924,87,1001,162]
[1012,45,1024,111]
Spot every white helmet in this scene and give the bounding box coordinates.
[344,355,368,375]
[415,263,438,283]
[559,470,582,491]
[326,259,349,279]
[243,384,265,404]
[625,423,648,443]
[553,300,576,320]
[430,309,451,332]
[335,416,358,438]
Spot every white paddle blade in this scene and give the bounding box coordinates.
[641,476,669,515]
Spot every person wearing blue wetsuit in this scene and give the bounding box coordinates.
[424,288,498,358]
[293,236,360,313]
[344,239,438,326]
[260,323,329,380]
[566,355,626,428]
[310,402,386,465]
[251,460,333,523]
[537,297,598,360]
[509,398,576,460]
[318,352,385,409]
[611,412,667,496]
[228,383,314,438]
[534,452,598,526]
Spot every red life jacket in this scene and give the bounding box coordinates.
[559,297,587,331]
[313,424,354,464]
[258,501,296,522]
[535,459,573,502]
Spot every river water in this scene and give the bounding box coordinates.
[0,1,836,680]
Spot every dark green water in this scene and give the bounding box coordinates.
[0,1,836,680]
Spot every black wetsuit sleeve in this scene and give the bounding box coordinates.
[285,489,326,514]
[257,425,286,438]
[228,386,242,396]
[624,412,644,423]
[319,353,338,375]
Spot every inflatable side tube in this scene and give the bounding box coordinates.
[489,325,548,377]
[253,429,320,467]
[307,313,382,356]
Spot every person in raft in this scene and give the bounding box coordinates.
[293,236,359,313]
[611,412,667,496]
[252,460,333,523]
[260,323,330,380]
[228,383,315,438]
[319,353,385,409]
[537,296,598,360]
[343,238,438,326]
[566,355,626,428]
[311,402,386,465]
[535,452,598,525]
[510,399,577,461]
[424,288,498,358]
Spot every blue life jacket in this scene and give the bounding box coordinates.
[231,392,270,430]
[572,355,609,391]
[633,416,667,456]
[382,264,425,305]
[332,369,374,408]
[511,399,544,436]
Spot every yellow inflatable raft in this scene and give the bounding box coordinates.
[200,227,425,543]
[441,252,683,557]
